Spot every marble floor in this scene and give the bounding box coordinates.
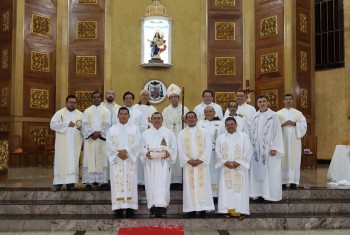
[0,163,331,189]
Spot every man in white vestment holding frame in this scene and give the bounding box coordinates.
[106,107,141,219]
[162,84,189,184]
[50,95,83,191]
[277,94,307,189]
[82,91,111,190]
[249,95,284,202]
[141,112,177,218]
[178,111,214,218]
[215,117,253,219]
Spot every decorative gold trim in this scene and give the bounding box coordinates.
[30,89,49,109]
[299,12,308,33]
[215,92,236,112]
[76,91,93,110]
[300,50,308,71]
[215,0,235,6]
[31,14,51,36]
[31,51,50,72]
[215,22,235,40]
[29,126,49,146]
[1,49,8,69]
[301,89,308,109]
[261,89,278,109]
[0,87,7,108]
[76,21,97,39]
[76,56,97,75]
[215,57,236,76]
[0,140,9,171]
[260,15,278,37]
[261,52,278,73]
[0,122,10,132]
[2,11,10,32]
[78,0,98,4]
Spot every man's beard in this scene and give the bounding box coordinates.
[106,97,114,102]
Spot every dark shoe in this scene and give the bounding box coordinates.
[114,209,124,219]
[290,183,297,189]
[126,209,136,219]
[84,184,92,191]
[159,213,167,218]
[149,213,156,218]
[99,183,110,191]
[183,211,196,218]
[199,210,207,218]
[66,184,75,191]
[223,213,231,218]
[282,184,287,190]
[51,186,60,192]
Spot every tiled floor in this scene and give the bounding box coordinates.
[0,163,330,189]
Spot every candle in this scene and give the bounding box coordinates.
[246,80,250,89]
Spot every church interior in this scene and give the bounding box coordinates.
[0,0,349,233]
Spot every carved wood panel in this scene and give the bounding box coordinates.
[68,0,105,99]
[0,80,10,116]
[22,122,53,153]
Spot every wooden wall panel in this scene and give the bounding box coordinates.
[254,0,284,111]
[207,0,243,95]
[0,1,13,117]
[23,0,57,117]
[69,0,105,111]
[22,122,53,152]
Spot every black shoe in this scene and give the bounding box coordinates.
[290,183,297,189]
[183,211,196,218]
[149,212,156,218]
[51,185,62,192]
[99,183,110,191]
[114,209,124,219]
[282,184,287,190]
[84,184,92,191]
[159,213,167,218]
[66,184,75,191]
[126,209,136,219]
[199,211,207,218]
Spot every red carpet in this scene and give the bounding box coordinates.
[118,226,184,235]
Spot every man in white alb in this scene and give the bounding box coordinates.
[215,117,253,219]
[178,111,214,218]
[249,95,284,202]
[194,90,223,121]
[141,112,177,218]
[102,89,121,123]
[82,91,111,190]
[134,90,157,128]
[162,84,189,184]
[277,94,307,189]
[223,100,247,134]
[106,107,141,219]
[198,106,225,197]
[50,95,83,191]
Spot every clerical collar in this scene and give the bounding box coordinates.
[260,109,268,113]
[205,117,220,121]
[229,114,238,116]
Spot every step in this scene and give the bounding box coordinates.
[0,213,350,231]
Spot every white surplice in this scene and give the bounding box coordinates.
[198,119,225,196]
[106,122,141,210]
[133,103,157,128]
[102,101,121,124]
[277,108,307,185]
[82,105,111,184]
[178,126,215,212]
[162,104,189,183]
[249,109,284,201]
[50,108,84,185]
[140,126,177,209]
[215,131,253,215]
[194,102,224,121]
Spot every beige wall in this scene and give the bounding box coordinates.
[315,1,350,159]
[110,0,207,111]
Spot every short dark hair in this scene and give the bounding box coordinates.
[202,89,214,98]
[225,117,237,125]
[257,95,269,101]
[118,107,129,115]
[185,111,197,119]
[91,91,102,99]
[227,100,238,107]
[284,93,293,99]
[151,112,163,119]
[123,91,134,100]
[66,95,77,102]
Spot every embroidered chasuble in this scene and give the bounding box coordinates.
[106,122,141,210]
[215,131,253,214]
[141,126,177,209]
[249,109,284,201]
[178,126,214,212]
[50,108,83,185]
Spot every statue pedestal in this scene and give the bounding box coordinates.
[148,58,163,63]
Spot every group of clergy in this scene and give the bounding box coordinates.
[50,83,307,220]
